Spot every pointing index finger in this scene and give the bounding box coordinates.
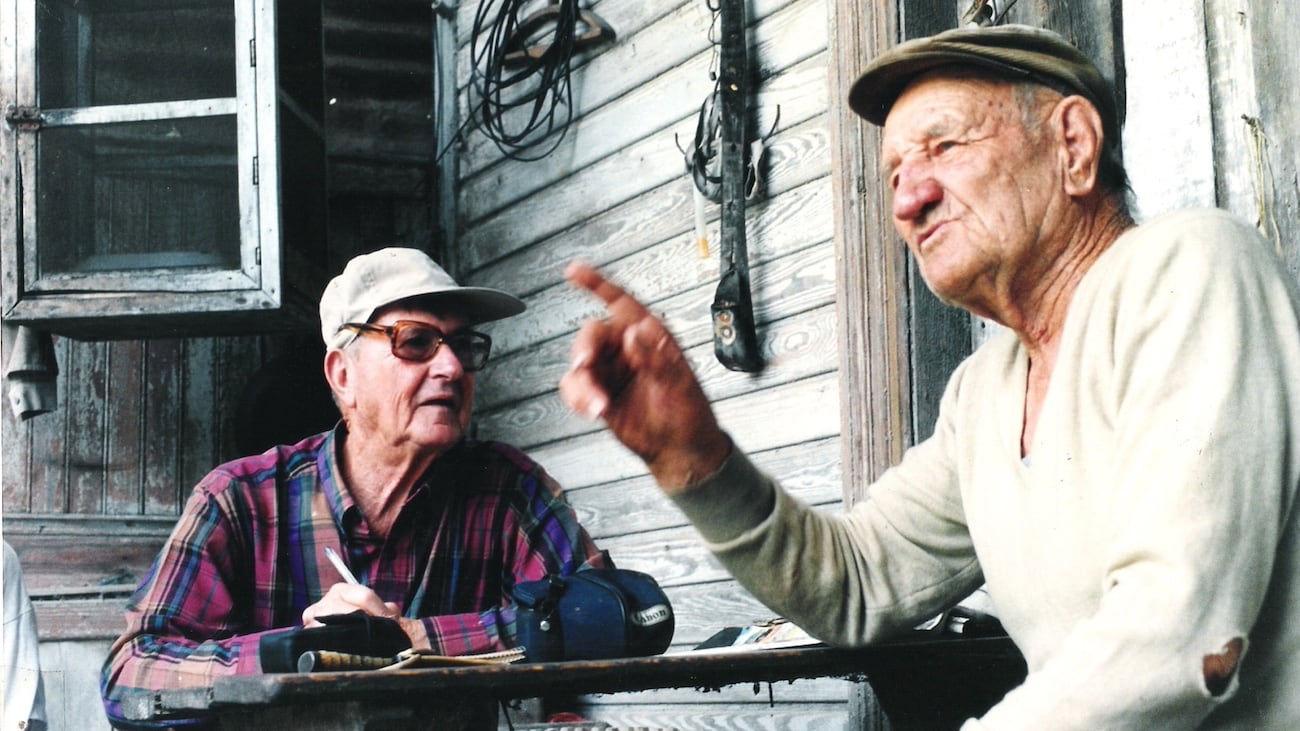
[565,260,650,323]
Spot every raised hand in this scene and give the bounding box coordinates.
[559,261,731,492]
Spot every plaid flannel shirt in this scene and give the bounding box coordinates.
[101,427,605,724]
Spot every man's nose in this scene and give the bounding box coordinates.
[891,164,942,222]
[427,341,465,377]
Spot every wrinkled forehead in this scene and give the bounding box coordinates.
[879,73,1024,166]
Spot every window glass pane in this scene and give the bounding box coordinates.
[36,116,241,276]
[37,0,235,108]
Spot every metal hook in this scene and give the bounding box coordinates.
[961,0,1019,27]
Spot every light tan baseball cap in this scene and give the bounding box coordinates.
[319,247,526,350]
[848,24,1121,144]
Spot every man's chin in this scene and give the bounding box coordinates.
[919,269,966,305]
[412,419,466,449]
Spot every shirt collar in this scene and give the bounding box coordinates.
[318,423,359,533]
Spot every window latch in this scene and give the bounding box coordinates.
[4,104,43,132]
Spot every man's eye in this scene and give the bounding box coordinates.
[934,140,959,155]
[399,330,437,349]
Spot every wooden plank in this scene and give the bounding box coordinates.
[459,92,831,277]
[455,0,706,122]
[0,398,29,510]
[472,181,834,405]
[104,340,145,514]
[180,338,219,490]
[0,326,34,511]
[572,435,842,545]
[897,2,967,447]
[213,336,267,463]
[143,339,184,514]
[463,108,832,302]
[527,370,840,491]
[454,0,820,140]
[197,640,1017,708]
[476,304,838,448]
[1240,1,1300,272]
[594,506,844,589]
[33,597,132,641]
[1204,0,1293,265]
[476,248,839,455]
[25,336,72,513]
[580,678,857,707]
[1121,2,1217,220]
[3,514,174,594]
[662,579,804,646]
[826,0,908,511]
[476,169,834,360]
[67,340,108,514]
[36,639,119,731]
[569,703,850,731]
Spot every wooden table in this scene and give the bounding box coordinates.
[120,634,1026,730]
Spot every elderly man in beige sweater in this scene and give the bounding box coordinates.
[560,24,1300,730]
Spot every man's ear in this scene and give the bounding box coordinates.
[1054,95,1104,198]
[323,349,353,411]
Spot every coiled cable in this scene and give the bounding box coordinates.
[468,0,578,161]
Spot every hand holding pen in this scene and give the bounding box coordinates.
[304,547,422,648]
[302,547,400,628]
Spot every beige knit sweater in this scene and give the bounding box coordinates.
[674,209,1300,729]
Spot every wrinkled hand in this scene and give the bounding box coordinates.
[559,261,731,493]
[303,584,430,649]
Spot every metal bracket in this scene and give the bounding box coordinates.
[431,0,458,20]
[961,0,1018,27]
[4,104,43,132]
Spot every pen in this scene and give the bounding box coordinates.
[323,546,360,585]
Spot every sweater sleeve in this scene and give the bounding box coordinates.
[672,409,985,645]
[972,211,1300,728]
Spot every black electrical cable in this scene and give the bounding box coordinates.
[469,0,580,161]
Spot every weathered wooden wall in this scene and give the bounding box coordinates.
[4,0,1299,728]
[1124,0,1300,259]
[452,0,851,726]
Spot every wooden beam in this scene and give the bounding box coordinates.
[827,0,910,505]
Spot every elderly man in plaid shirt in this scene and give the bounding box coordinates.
[101,248,606,728]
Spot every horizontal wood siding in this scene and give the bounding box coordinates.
[453,0,844,725]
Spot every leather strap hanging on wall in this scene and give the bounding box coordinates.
[709,0,763,372]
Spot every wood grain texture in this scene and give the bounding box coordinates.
[456,3,846,725]
[826,0,910,511]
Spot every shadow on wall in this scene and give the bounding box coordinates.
[235,338,340,455]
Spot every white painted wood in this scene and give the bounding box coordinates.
[1121,1,1218,221]
[1203,0,1264,225]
